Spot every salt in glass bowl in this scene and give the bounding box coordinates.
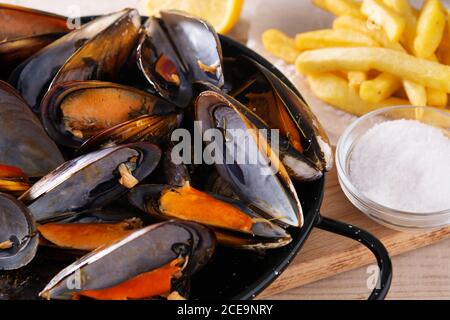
[336,106,450,232]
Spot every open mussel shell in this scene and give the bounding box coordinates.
[0,4,69,78]
[50,9,141,88]
[0,81,64,178]
[19,143,162,223]
[229,56,333,178]
[195,90,303,228]
[9,9,139,113]
[0,33,65,80]
[137,10,224,108]
[0,4,68,40]
[39,221,216,300]
[77,113,183,155]
[128,184,292,249]
[0,193,38,270]
[41,80,177,148]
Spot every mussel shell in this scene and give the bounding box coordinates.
[0,193,38,270]
[40,220,216,300]
[9,9,139,113]
[230,56,333,176]
[0,81,64,178]
[77,113,183,155]
[161,147,191,187]
[137,10,224,108]
[19,143,162,223]
[195,90,303,228]
[0,4,68,40]
[128,184,292,249]
[50,9,141,88]
[0,33,64,80]
[41,80,177,148]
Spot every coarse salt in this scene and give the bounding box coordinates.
[349,119,450,213]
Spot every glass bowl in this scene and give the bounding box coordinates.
[336,106,450,232]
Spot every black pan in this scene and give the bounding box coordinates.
[0,18,392,301]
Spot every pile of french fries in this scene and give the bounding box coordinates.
[262,0,450,116]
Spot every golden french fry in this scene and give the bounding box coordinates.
[348,71,367,90]
[333,16,389,47]
[333,16,428,107]
[295,29,378,51]
[361,0,406,43]
[437,38,450,65]
[427,87,448,108]
[382,0,418,51]
[262,29,300,64]
[436,23,450,65]
[424,54,448,108]
[414,0,446,58]
[359,73,401,103]
[313,0,364,18]
[382,0,415,14]
[296,47,450,93]
[306,73,408,116]
[403,80,428,106]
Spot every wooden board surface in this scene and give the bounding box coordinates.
[258,164,450,299]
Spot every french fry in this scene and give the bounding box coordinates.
[437,22,450,65]
[296,47,450,93]
[382,0,418,51]
[262,29,300,64]
[313,0,364,19]
[306,73,409,116]
[359,73,401,103]
[295,29,379,51]
[361,0,406,43]
[348,71,367,90]
[425,54,448,108]
[427,87,448,108]
[333,16,394,48]
[414,0,446,58]
[333,15,427,106]
[403,80,428,106]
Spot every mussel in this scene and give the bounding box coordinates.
[137,11,224,108]
[0,193,38,270]
[77,113,183,155]
[195,90,303,228]
[129,183,292,249]
[1,33,64,80]
[49,10,141,88]
[38,217,144,252]
[0,4,69,78]
[9,9,140,113]
[0,4,68,39]
[0,81,64,178]
[228,56,333,180]
[19,143,162,223]
[40,221,216,300]
[41,80,178,148]
[0,164,30,196]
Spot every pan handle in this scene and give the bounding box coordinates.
[315,215,392,300]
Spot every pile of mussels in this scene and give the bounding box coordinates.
[0,4,332,300]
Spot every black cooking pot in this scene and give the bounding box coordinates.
[0,17,392,301]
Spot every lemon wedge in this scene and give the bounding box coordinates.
[145,0,244,34]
